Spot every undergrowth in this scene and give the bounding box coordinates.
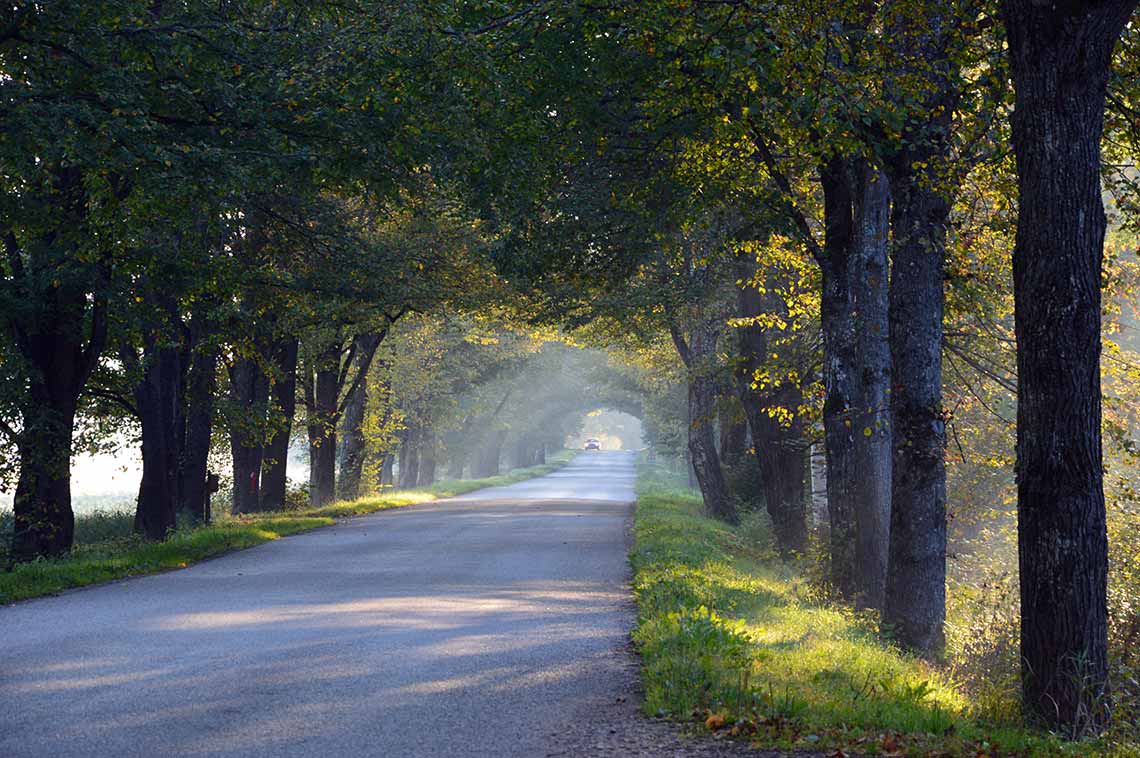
[630,460,1131,756]
[0,451,573,604]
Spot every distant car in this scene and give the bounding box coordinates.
[584,439,600,450]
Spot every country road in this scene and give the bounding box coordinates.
[1,452,653,757]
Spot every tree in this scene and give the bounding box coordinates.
[1001,0,1138,730]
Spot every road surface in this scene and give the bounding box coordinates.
[2,452,650,757]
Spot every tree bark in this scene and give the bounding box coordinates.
[734,261,808,556]
[718,405,748,469]
[817,156,892,606]
[818,156,858,598]
[417,428,437,487]
[882,53,954,654]
[337,337,384,501]
[133,329,182,541]
[179,327,218,524]
[261,336,298,511]
[229,355,269,514]
[1002,0,1136,729]
[11,396,80,562]
[736,258,809,553]
[307,360,338,507]
[337,366,368,501]
[7,167,108,562]
[671,319,737,525]
[397,426,421,489]
[848,160,893,612]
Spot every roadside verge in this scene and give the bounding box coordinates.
[629,459,1098,757]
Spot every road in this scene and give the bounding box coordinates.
[0,451,641,758]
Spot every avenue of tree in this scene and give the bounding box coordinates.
[4,0,1140,738]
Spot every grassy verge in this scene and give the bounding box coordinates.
[630,460,1123,757]
[0,451,574,605]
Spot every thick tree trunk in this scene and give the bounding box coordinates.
[884,160,951,655]
[849,161,893,612]
[307,364,338,507]
[11,396,79,562]
[818,156,859,598]
[261,336,298,511]
[673,321,737,525]
[229,356,268,514]
[417,429,437,487]
[179,334,218,524]
[337,373,368,501]
[8,167,106,562]
[817,158,892,608]
[1002,0,1136,729]
[535,444,546,465]
[735,260,808,556]
[688,375,736,524]
[134,334,182,541]
[397,426,420,489]
[718,406,748,469]
[337,334,384,501]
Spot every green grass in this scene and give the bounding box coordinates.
[0,451,575,605]
[631,460,1126,757]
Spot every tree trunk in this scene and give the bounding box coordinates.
[337,334,384,501]
[337,362,368,501]
[535,444,546,465]
[307,363,338,507]
[261,336,298,511]
[735,259,808,556]
[819,156,859,598]
[718,405,748,469]
[818,156,893,606]
[11,396,79,562]
[7,167,107,562]
[849,161,893,611]
[884,141,952,656]
[674,321,737,525]
[417,428,437,487]
[229,356,268,514]
[397,426,420,489]
[1002,0,1136,729]
[179,331,218,524]
[134,333,182,541]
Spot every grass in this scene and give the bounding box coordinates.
[630,459,1128,757]
[0,450,574,605]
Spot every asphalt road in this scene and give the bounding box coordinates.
[0,451,640,758]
